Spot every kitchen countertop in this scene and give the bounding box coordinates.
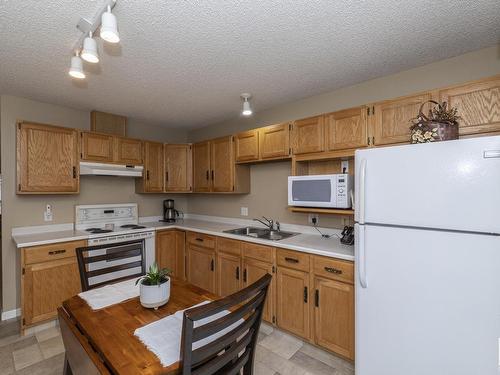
[13,218,354,261]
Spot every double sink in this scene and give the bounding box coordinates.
[223,226,298,241]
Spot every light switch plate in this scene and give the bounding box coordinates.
[240,207,248,216]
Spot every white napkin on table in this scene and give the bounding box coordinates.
[78,278,140,310]
[134,301,244,367]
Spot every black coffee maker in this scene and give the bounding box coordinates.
[162,199,179,222]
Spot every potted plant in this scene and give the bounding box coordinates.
[410,100,460,144]
[136,262,172,309]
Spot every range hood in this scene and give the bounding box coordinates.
[79,162,144,177]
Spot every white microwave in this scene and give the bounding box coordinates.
[288,174,353,208]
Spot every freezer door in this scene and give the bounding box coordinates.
[354,136,500,234]
[355,223,500,375]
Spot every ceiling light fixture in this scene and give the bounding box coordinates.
[81,31,99,63]
[69,51,86,79]
[100,5,120,43]
[241,93,253,116]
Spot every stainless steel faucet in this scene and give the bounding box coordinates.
[253,216,276,231]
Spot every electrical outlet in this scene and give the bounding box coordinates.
[308,214,319,225]
[240,207,248,216]
[341,217,350,227]
[341,160,349,173]
[44,204,53,222]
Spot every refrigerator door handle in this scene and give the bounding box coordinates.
[359,158,367,224]
[358,224,368,288]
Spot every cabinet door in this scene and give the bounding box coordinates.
[292,116,325,155]
[17,122,79,193]
[235,130,259,162]
[314,277,354,360]
[276,267,310,339]
[23,258,81,326]
[143,141,164,192]
[439,77,500,136]
[217,252,241,297]
[259,123,291,159]
[327,107,368,150]
[165,144,192,192]
[372,93,432,146]
[243,258,274,324]
[211,136,234,192]
[156,230,185,279]
[81,132,114,162]
[193,141,211,192]
[187,245,215,293]
[114,137,143,165]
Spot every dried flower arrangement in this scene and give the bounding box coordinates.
[410,100,460,144]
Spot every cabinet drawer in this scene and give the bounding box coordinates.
[187,232,216,249]
[313,256,354,284]
[276,248,310,272]
[241,242,274,263]
[217,237,241,256]
[23,240,86,265]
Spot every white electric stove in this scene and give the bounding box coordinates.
[75,204,155,285]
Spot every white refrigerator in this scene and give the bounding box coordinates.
[354,136,500,375]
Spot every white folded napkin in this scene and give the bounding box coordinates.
[78,278,140,310]
[134,301,244,367]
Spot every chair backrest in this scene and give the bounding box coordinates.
[76,240,145,291]
[179,273,272,375]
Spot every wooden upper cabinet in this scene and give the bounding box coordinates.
[259,123,291,159]
[439,76,500,136]
[17,122,79,194]
[165,144,192,192]
[143,141,164,193]
[292,115,325,155]
[193,141,211,192]
[211,136,234,192]
[276,267,310,339]
[114,137,143,165]
[314,277,354,360]
[371,93,432,146]
[327,107,368,150]
[81,131,114,162]
[235,130,259,162]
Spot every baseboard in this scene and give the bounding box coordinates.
[1,308,21,321]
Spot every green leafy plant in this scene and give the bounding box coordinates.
[136,262,171,286]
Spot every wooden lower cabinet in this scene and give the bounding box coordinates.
[217,252,241,297]
[276,267,310,339]
[21,240,85,330]
[186,244,216,293]
[156,230,185,280]
[242,257,275,324]
[314,277,354,360]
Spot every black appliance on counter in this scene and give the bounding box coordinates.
[161,199,179,222]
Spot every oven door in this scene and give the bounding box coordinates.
[83,240,145,289]
[288,176,337,207]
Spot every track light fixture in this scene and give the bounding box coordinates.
[100,5,120,43]
[68,0,120,80]
[241,93,253,116]
[81,31,99,63]
[69,51,86,79]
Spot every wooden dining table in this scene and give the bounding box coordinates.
[58,278,217,375]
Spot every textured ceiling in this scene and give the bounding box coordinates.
[0,1,499,129]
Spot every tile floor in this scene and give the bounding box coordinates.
[0,318,354,375]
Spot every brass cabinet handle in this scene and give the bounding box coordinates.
[324,266,342,275]
[49,249,66,255]
[285,257,299,263]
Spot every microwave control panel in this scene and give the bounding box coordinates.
[335,174,353,208]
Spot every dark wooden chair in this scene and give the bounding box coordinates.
[179,273,272,375]
[76,240,145,291]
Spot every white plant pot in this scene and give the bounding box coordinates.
[139,278,170,309]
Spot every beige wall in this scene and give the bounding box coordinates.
[186,45,500,225]
[0,95,188,313]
